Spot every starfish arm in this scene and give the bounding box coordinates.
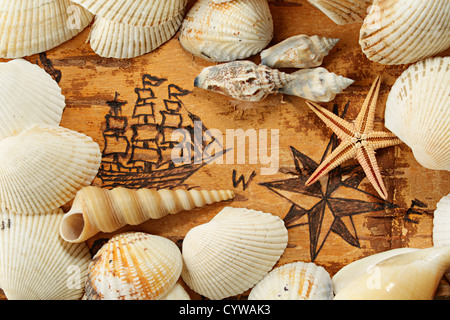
[356,144,388,200]
[306,141,357,186]
[354,75,382,135]
[367,131,403,150]
[306,101,355,141]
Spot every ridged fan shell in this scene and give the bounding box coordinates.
[308,0,372,25]
[433,194,450,247]
[181,207,288,300]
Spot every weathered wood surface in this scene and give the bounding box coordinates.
[1,0,449,300]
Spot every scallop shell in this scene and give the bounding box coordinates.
[385,57,450,171]
[0,124,102,215]
[433,194,450,247]
[248,262,334,300]
[360,0,450,65]
[179,0,273,62]
[0,0,94,58]
[334,246,450,300]
[0,206,91,300]
[181,206,288,300]
[84,232,182,300]
[60,186,235,243]
[308,0,372,25]
[261,35,340,69]
[0,59,65,140]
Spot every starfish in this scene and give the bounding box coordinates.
[305,76,403,200]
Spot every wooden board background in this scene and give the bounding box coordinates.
[1,0,449,300]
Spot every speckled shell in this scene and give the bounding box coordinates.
[84,232,183,300]
[0,206,91,300]
[0,0,94,58]
[261,35,340,69]
[181,207,288,300]
[385,57,450,171]
[0,59,65,140]
[360,0,450,65]
[433,194,450,247]
[248,262,334,300]
[179,0,273,62]
[308,0,372,25]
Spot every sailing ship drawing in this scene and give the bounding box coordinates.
[97,74,225,189]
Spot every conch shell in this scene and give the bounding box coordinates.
[308,0,372,25]
[59,186,235,243]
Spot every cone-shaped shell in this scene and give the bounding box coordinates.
[0,59,65,140]
[0,0,94,58]
[261,35,340,69]
[360,0,450,65]
[0,124,102,215]
[308,0,372,25]
[179,0,273,62]
[0,206,91,300]
[84,232,182,300]
[248,262,334,300]
[60,186,235,243]
[181,207,288,300]
[433,194,450,247]
[385,57,450,171]
[334,247,450,300]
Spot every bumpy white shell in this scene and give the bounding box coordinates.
[0,59,65,140]
[385,57,450,171]
[433,194,450,247]
[84,232,183,300]
[261,35,340,69]
[248,262,334,300]
[179,0,273,62]
[360,0,450,65]
[308,0,372,25]
[0,124,102,215]
[0,0,94,58]
[181,207,288,300]
[0,207,91,300]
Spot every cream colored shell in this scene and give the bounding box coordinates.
[84,232,183,300]
[308,0,372,25]
[160,283,191,300]
[433,194,450,247]
[181,207,288,300]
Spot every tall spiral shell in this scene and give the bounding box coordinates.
[60,186,235,243]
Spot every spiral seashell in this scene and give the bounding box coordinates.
[261,35,340,69]
[334,247,450,300]
[0,206,91,300]
[84,232,183,300]
[385,57,450,171]
[0,0,94,58]
[181,206,288,300]
[360,0,450,65]
[248,262,334,300]
[308,0,372,25]
[179,0,273,62]
[433,194,450,247]
[60,186,235,243]
[0,59,65,140]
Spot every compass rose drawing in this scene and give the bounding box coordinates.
[260,102,398,261]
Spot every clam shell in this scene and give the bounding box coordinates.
[84,232,183,300]
[0,206,91,300]
[0,59,65,140]
[385,57,450,171]
[0,124,102,215]
[179,0,273,62]
[0,0,94,58]
[308,0,372,25]
[248,262,334,300]
[181,206,288,300]
[433,194,450,247]
[360,0,450,65]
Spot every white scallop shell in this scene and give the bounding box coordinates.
[433,194,450,247]
[0,206,91,300]
[181,206,288,300]
[0,0,94,58]
[360,0,450,65]
[385,57,450,171]
[0,59,66,140]
[84,232,183,300]
[179,0,273,62]
[308,0,372,25]
[0,124,102,215]
[248,262,334,300]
